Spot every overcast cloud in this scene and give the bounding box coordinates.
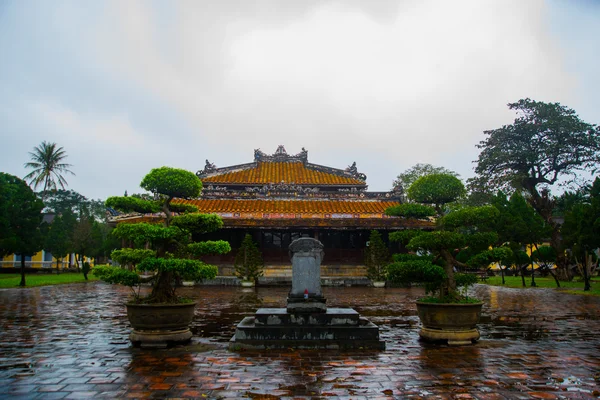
[1,0,599,200]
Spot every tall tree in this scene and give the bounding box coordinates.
[470,99,600,279]
[561,177,600,291]
[0,173,44,286]
[24,141,75,201]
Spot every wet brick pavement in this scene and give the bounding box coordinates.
[0,282,599,399]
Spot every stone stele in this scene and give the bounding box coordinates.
[229,238,385,350]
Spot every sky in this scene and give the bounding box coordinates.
[1,0,599,201]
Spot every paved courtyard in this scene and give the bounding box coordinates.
[0,282,599,399]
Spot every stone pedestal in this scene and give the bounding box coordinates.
[229,238,385,350]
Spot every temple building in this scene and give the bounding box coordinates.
[111,146,432,276]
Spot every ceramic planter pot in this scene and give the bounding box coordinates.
[240,280,255,287]
[126,302,196,348]
[372,281,386,288]
[416,301,483,345]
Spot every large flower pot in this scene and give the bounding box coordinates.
[126,302,196,348]
[416,301,483,345]
[372,281,386,288]
[240,280,255,287]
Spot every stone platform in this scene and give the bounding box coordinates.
[229,307,385,350]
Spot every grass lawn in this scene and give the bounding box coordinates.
[485,275,600,297]
[0,273,98,288]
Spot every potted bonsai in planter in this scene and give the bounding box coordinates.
[365,230,390,287]
[94,166,231,347]
[234,233,264,287]
[385,173,508,345]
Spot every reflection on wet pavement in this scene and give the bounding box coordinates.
[0,282,598,398]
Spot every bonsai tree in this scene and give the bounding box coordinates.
[365,230,390,282]
[386,173,505,302]
[94,167,231,303]
[234,234,264,284]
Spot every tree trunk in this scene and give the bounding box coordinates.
[19,256,26,287]
[56,258,60,274]
[520,267,526,287]
[500,267,505,284]
[530,262,536,287]
[440,249,456,298]
[582,252,591,292]
[149,271,176,303]
[551,226,570,281]
[546,266,560,288]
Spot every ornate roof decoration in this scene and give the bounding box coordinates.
[198,159,217,176]
[198,146,368,186]
[345,162,367,181]
[254,145,308,163]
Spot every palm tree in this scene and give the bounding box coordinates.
[24,141,75,200]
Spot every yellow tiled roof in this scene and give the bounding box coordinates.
[202,162,364,185]
[178,198,398,215]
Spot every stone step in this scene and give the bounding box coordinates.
[232,316,382,342]
[254,307,360,326]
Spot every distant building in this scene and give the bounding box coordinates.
[111,146,432,276]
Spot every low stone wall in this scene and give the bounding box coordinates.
[216,264,367,278]
[198,276,372,287]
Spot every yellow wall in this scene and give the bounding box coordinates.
[1,251,93,269]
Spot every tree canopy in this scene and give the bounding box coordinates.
[0,173,45,286]
[406,173,466,213]
[24,141,75,200]
[470,99,600,195]
[393,163,459,192]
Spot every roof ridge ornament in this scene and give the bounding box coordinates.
[196,159,217,177]
[345,162,367,181]
[254,146,308,163]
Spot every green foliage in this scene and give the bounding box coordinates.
[111,248,156,268]
[365,230,390,281]
[392,253,434,263]
[106,196,159,213]
[490,191,550,248]
[388,229,426,245]
[23,141,74,200]
[455,273,479,289]
[385,203,436,219]
[387,260,446,294]
[140,167,202,199]
[234,234,264,282]
[471,98,600,194]
[441,205,499,231]
[393,164,459,192]
[467,247,513,268]
[407,173,466,211]
[407,231,465,252]
[187,241,231,257]
[111,223,185,247]
[0,272,99,288]
[138,257,218,281]
[93,264,141,286]
[0,173,45,287]
[530,245,557,265]
[171,213,223,234]
[43,213,73,267]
